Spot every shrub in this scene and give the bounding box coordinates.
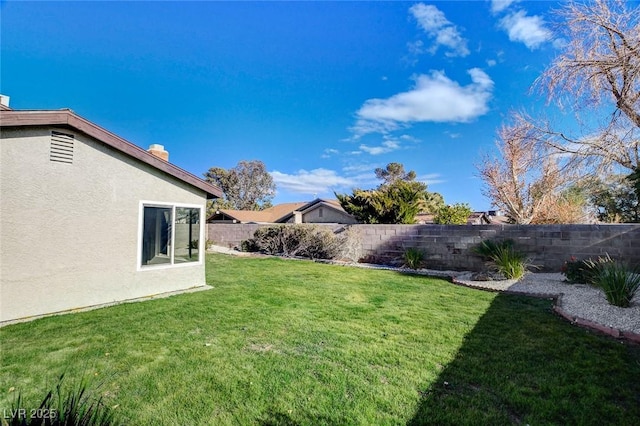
[433,203,472,225]
[402,247,425,270]
[335,226,362,263]
[240,238,259,252]
[592,262,640,307]
[562,254,614,284]
[6,373,119,426]
[472,239,529,280]
[472,239,513,260]
[250,225,343,260]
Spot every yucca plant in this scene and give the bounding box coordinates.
[472,239,529,280]
[563,254,614,284]
[5,373,119,426]
[402,247,425,270]
[593,263,640,308]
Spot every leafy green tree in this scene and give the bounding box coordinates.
[589,174,640,223]
[628,166,640,200]
[204,160,276,212]
[336,163,444,224]
[433,203,472,225]
[336,180,426,224]
[375,162,417,186]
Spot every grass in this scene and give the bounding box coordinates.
[1,253,639,425]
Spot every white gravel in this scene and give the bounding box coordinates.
[454,272,640,335]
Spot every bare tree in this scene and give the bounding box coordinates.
[533,187,594,224]
[534,0,640,172]
[204,160,276,211]
[478,114,580,224]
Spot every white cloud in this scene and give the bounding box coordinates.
[552,37,568,50]
[499,10,551,49]
[416,173,445,185]
[352,68,493,137]
[486,59,497,67]
[399,134,419,142]
[490,0,518,14]
[342,163,377,174]
[271,168,355,195]
[409,3,469,57]
[359,140,400,155]
[321,148,339,158]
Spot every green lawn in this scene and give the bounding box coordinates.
[1,253,639,425]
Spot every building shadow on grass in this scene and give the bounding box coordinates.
[407,293,640,425]
[258,409,346,426]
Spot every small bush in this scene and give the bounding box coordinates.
[472,239,529,280]
[6,373,119,426]
[403,248,425,270]
[592,263,640,307]
[240,238,259,252]
[472,239,511,260]
[562,254,614,284]
[433,203,472,225]
[335,226,362,263]
[251,225,343,260]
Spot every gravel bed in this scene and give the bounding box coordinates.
[452,271,640,335]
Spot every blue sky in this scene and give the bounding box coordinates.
[2,1,569,210]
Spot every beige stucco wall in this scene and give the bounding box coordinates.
[302,205,358,224]
[0,127,207,322]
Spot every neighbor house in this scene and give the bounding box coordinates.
[207,198,357,224]
[0,98,222,323]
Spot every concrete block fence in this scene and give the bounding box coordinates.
[207,223,640,272]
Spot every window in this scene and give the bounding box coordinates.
[174,207,200,264]
[140,203,201,268]
[318,207,323,218]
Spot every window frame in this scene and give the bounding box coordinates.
[137,201,204,271]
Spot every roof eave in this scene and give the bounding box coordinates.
[0,109,222,199]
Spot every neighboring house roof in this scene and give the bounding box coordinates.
[277,198,352,223]
[0,108,223,199]
[485,214,511,225]
[467,212,492,225]
[208,199,355,224]
[415,213,435,224]
[209,202,308,223]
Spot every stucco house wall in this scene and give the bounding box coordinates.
[301,205,358,224]
[281,202,358,224]
[1,119,218,322]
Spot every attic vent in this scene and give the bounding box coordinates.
[50,131,74,164]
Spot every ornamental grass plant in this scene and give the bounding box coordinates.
[592,262,640,308]
[5,373,119,426]
[402,247,425,270]
[472,240,529,280]
[562,254,614,284]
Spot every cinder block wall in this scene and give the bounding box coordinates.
[207,224,265,249]
[207,223,640,272]
[207,223,345,249]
